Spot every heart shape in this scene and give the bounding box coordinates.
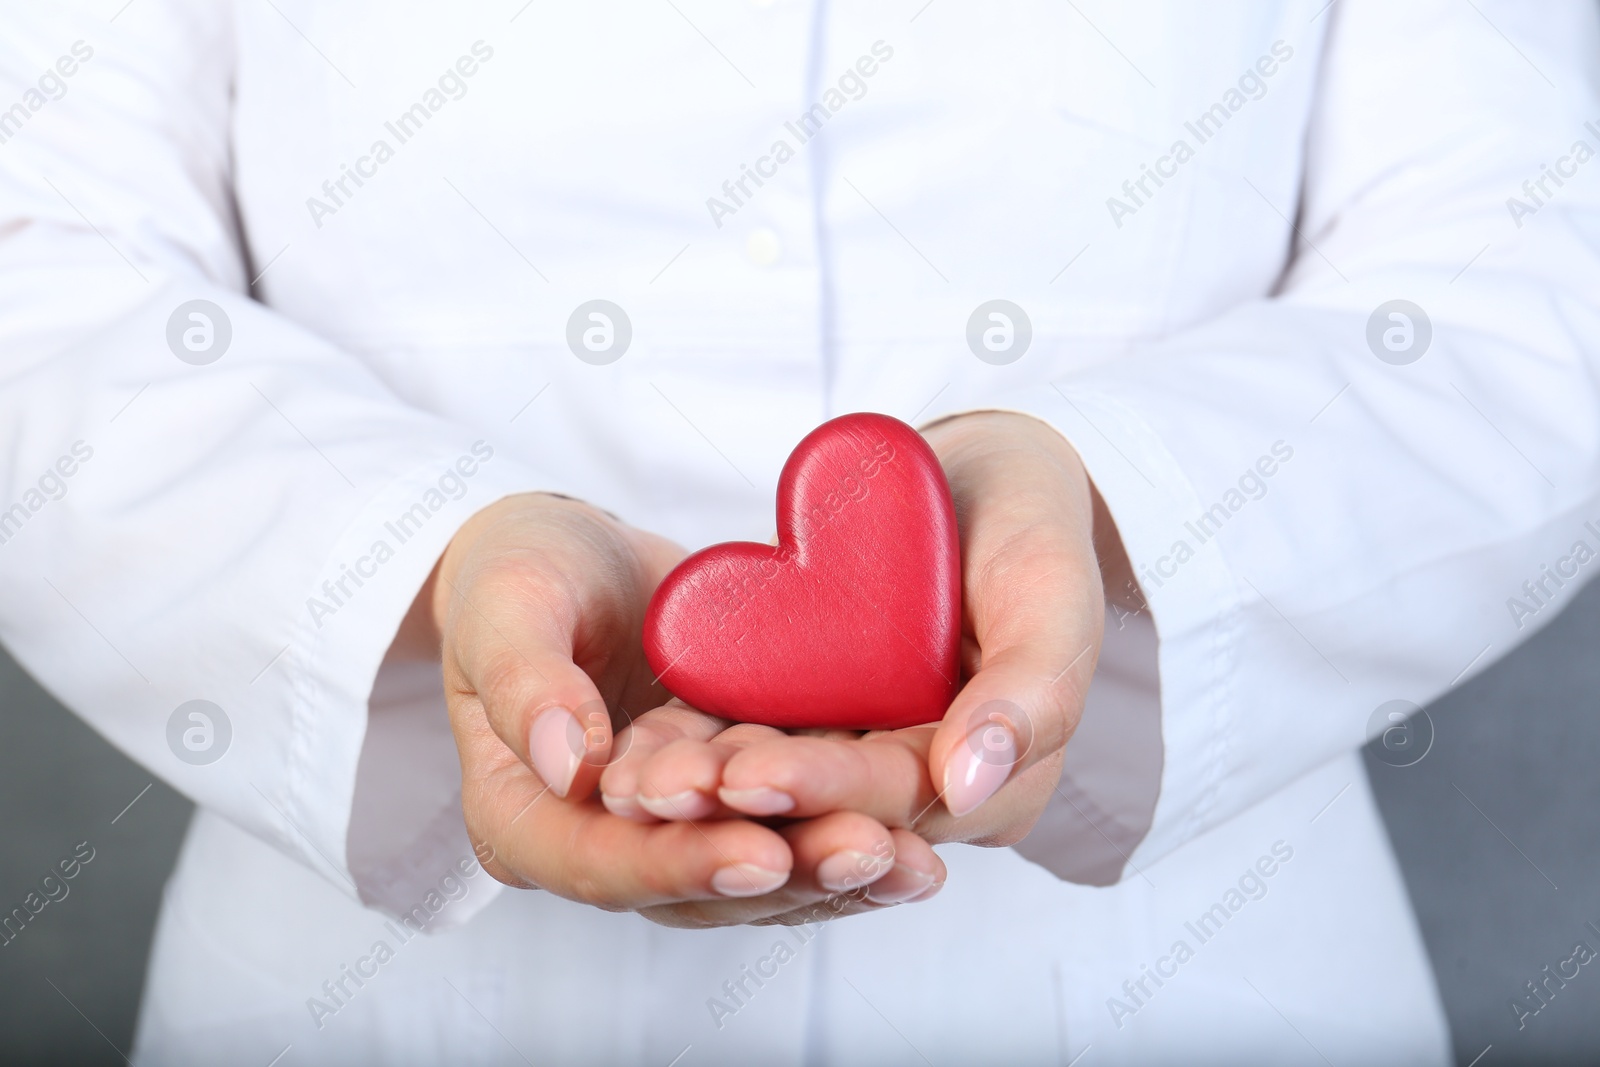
[643,412,961,731]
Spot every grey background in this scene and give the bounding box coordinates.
[0,580,1597,1064]
[0,648,189,1066]
[1365,576,1600,1065]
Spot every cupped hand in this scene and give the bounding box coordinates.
[406,492,945,927]
[613,411,1115,850]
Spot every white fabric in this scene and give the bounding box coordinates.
[133,749,1444,1066]
[3,0,1598,1060]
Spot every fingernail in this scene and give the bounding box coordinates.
[711,864,789,898]
[717,786,796,816]
[817,850,893,893]
[528,706,581,798]
[600,792,652,822]
[639,789,716,821]
[866,864,938,905]
[943,720,1016,817]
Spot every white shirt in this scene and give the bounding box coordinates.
[3,0,1597,1062]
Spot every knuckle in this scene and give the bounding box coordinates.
[461,818,530,890]
[624,717,679,753]
[563,869,618,910]
[474,647,543,719]
[632,850,675,901]
[643,823,706,898]
[484,556,574,615]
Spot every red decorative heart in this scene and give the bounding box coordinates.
[643,412,961,731]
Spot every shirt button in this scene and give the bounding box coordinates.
[746,228,781,266]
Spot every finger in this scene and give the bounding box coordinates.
[930,497,1102,818]
[928,618,1098,820]
[782,817,945,904]
[637,811,892,928]
[457,725,799,908]
[960,634,983,679]
[921,417,1105,820]
[599,702,732,821]
[782,810,895,895]
[718,729,939,830]
[442,562,614,801]
[864,828,946,905]
[633,722,789,821]
[641,824,947,928]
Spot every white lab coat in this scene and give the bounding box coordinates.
[2,0,1597,1062]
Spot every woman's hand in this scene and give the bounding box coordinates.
[617,411,1117,850]
[404,492,945,927]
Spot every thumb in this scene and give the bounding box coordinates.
[927,634,1098,819]
[440,567,614,801]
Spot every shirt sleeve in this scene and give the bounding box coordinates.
[935,0,1600,881]
[0,0,554,921]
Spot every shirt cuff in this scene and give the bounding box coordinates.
[264,444,566,918]
[1012,604,1163,885]
[346,658,505,931]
